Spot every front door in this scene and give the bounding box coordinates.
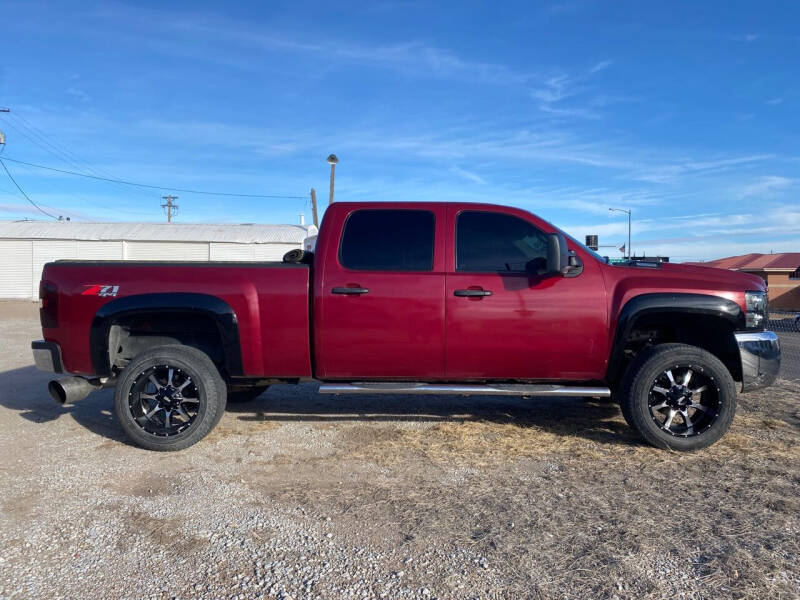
[317,206,446,379]
[444,207,608,381]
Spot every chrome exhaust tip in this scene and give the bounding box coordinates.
[48,376,102,404]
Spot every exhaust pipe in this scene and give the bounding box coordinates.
[48,376,103,404]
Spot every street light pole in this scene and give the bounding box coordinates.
[609,207,632,260]
[326,154,338,205]
[0,108,8,155]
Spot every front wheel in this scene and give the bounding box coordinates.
[619,343,737,451]
[114,345,227,451]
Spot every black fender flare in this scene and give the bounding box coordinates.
[90,293,243,377]
[606,292,744,383]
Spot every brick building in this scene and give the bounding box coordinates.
[688,253,800,311]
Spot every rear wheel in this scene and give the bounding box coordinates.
[114,345,226,451]
[619,343,736,451]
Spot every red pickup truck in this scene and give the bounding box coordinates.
[32,202,780,452]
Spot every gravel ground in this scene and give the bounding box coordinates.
[1,300,799,600]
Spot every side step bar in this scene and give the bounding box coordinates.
[319,382,611,398]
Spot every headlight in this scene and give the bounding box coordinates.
[745,291,768,329]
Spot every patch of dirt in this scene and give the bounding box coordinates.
[118,511,207,556]
[111,472,177,498]
[1,492,39,523]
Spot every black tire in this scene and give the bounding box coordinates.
[113,345,227,451]
[226,385,269,404]
[619,343,736,451]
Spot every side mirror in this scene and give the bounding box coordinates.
[546,232,570,276]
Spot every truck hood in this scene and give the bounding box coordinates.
[659,262,766,292]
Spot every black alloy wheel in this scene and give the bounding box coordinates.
[114,345,226,451]
[128,365,199,437]
[619,343,736,451]
[647,365,720,437]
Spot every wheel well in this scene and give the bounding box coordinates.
[108,311,226,376]
[614,313,741,385]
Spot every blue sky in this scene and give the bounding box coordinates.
[1,1,799,261]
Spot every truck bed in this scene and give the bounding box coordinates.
[40,260,313,377]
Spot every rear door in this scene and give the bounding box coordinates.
[444,206,608,381]
[316,206,446,379]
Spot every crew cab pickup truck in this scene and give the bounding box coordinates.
[32,202,780,452]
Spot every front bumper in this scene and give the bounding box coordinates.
[31,340,64,374]
[735,331,780,392]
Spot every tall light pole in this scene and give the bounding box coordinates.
[0,108,8,155]
[326,154,338,205]
[609,207,632,260]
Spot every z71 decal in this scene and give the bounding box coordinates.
[81,284,120,297]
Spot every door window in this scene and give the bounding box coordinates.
[339,209,435,271]
[456,211,549,273]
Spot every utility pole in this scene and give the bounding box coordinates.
[326,154,338,205]
[310,188,319,227]
[609,207,632,260]
[161,195,179,223]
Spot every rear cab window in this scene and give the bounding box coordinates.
[339,209,435,271]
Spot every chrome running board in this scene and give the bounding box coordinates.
[318,382,611,398]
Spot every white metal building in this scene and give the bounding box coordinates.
[0,221,318,299]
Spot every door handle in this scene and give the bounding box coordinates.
[332,287,369,295]
[454,289,492,297]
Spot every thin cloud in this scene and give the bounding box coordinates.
[731,33,759,42]
[589,60,613,74]
[450,167,486,185]
[530,74,575,103]
[684,155,773,171]
[738,175,795,198]
[529,62,618,120]
[130,9,536,87]
[66,87,91,103]
[625,155,772,184]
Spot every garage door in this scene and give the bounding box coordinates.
[77,240,123,260]
[124,242,210,261]
[0,241,33,298]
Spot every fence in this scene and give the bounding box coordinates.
[770,313,800,382]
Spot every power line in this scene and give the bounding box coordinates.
[0,156,306,199]
[7,112,124,182]
[0,158,59,220]
[1,111,167,216]
[0,118,95,176]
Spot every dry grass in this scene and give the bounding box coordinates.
[341,394,800,469]
[262,381,800,599]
